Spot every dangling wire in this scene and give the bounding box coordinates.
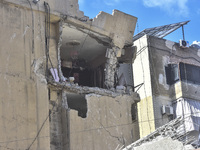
[44,2,56,80]
[26,0,35,53]
[44,2,49,78]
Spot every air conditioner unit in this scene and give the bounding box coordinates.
[161,105,173,115]
[179,40,189,48]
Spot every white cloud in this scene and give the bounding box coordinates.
[143,0,189,17]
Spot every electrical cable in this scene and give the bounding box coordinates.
[26,3,61,149]
[26,110,51,150]
[136,46,148,56]
[44,2,56,80]
[88,96,125,146]
[26,0,35,53]
[1,111,200,145]
[26,83,65,150]
[135,21,145,136]
[44,1,49,78]
[78,24,91,54]
[136,21,152,134]
[134,83,144,92]
[1,3,199,147]
[46,3,56,73]
[0,110,199,150]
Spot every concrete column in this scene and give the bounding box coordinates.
[57,19,66,82]
[61,91,70,150]
[50,90,63,150]
[105,47,118,89]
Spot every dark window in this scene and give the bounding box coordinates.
[61,65,105,88]
[179,63,200,84]
[165,64,179,85]
[131,103,137,122]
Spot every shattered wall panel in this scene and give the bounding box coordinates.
[69,94,140,150]
[93,10,137,49]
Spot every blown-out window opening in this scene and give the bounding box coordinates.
[165,62,200,85]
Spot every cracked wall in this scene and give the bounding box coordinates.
[4,0,85,20]
[133,35,155,138]
[93,10,137,50]
[48,85,140,150]
[148,36,200,130]
[47,6,140,149]
[48,5,140,150]
[49,90,70,150]
[0,2,50,149]
[0,1,140,150]
[133,35,200,139]
[69,94,139,150]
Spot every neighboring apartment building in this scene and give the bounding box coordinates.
[0,0,140,150]
[133,22,200,146]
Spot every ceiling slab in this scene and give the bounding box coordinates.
[61,24,111,62]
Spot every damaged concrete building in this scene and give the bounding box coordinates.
[132,21,200,148]
[0,0,140,150]
[1,0,199,149]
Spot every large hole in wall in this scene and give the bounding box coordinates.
[60,24,136,91]
[60,24,110,88]
[66,93,87,118]
[117,63,134,90]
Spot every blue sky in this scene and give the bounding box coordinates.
[79,0,200,45]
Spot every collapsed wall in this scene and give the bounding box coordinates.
[49,90,140,150]
[48,8,140,149]
[70,94,139,150]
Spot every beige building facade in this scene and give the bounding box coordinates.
[133,34,200,141]
[0,0,140,149]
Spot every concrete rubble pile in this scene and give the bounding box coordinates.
[123,117,199,150]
